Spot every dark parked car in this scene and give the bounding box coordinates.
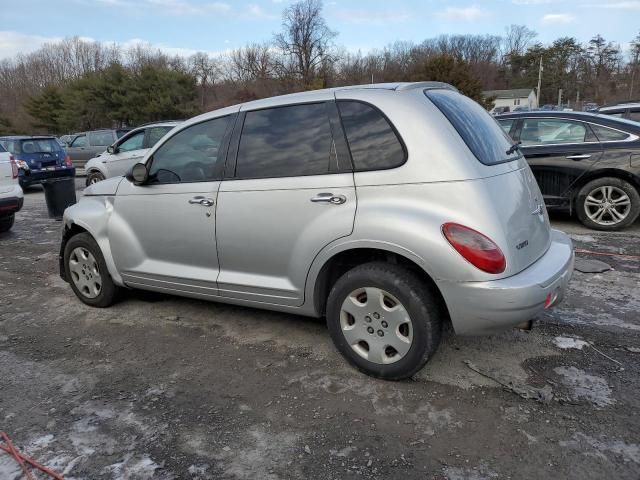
[497,111,640,231]
[65,129,130,169]
[598,102,640,123]
[0,136,75,189]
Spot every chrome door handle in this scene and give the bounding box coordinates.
[310,193,347,205]
[188,196,215,206]
[566,154,591,160]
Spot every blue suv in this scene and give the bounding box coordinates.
[0,136,75,188]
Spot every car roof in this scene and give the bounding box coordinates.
[0,135,58,140]
[497,110,640,133]
[599,103,640,112]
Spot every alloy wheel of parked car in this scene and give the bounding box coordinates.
[327,262,442,380]
[576,177,640,231]
[86,171,105,186]
[64,232,119,307]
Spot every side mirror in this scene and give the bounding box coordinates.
[107,145,117,154]
[127,162,149,185]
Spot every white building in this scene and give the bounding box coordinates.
[483,88,538,112]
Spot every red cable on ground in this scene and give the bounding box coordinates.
[0,432,64,480]
[574,248,640,261]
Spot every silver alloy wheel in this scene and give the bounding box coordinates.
[340,287,413,365]
[69,247,102,299]
[584,185,631,226]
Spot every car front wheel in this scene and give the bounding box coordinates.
[86,171,106,186]
[576,177,640,231]
[64,232,119,307]
[326,262,442,380]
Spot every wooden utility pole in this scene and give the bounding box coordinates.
[536,57,543,107]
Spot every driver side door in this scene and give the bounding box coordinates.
[109,113,237,297]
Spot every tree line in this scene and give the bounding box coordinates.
[1,0,639,135]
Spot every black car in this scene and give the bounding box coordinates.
[497,111,640,231]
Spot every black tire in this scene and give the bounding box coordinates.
[86,170,105,187]
[326,262,442,380]
[64,232,119,307]
[0,214,14,233]
[575,177,640,231]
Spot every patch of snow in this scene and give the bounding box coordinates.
[554,366,615,407]
[554,337,589,350]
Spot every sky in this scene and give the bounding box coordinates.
[0,0,638,60]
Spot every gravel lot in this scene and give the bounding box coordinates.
[1,181,639,480]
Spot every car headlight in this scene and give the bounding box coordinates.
[15,160,29,170]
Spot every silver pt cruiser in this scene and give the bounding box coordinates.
[60,82,574,380]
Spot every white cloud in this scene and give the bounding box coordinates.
[145,0,231,15]
[0,31,228,60]
[542,13,575,24]
[245,4,277,19]
[0,31,62,59]
[335,9,411,25]
[595,1,640,9]
[437,6,490,21]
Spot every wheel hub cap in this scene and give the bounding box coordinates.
[340,287,413,365]
[69,247,102,299]
[584,185,631,226]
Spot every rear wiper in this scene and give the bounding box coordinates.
[506,141,521,155]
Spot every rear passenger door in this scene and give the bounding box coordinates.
[216,101,356,306]
[515,117,603,207]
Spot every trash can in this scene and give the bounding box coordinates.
[42,178,77,220]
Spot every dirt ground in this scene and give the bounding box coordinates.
[1,181,639,480]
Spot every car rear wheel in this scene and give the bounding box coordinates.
[326,262,442,380]
[576,177,640,231]
[0,214,14,233]
[64,232,119,307]
[86,171,105,186]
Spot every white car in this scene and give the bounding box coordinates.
[0,143,23,232]
[84,122,179,185]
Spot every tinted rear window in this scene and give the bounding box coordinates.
[19,138,62,153]
[337,101,405,170]
[425,90,521,165]
[236,103,333,179]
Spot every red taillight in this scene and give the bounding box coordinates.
[442,223,506,274]
[64,155,73,167]
[9,155,18,179]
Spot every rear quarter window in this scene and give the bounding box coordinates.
[425,90,520,165]
[89,131,115,146]
[337,101,405,171]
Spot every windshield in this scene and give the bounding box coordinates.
[425,89,522,165]
[18,138,62,154]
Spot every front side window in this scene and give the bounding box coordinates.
[426,89,520,165]
[236,103,333,179]
[71,135,87,148]
[590,124,630,142]
[117,131,145,152]
[89,131,114,146]
[338,101,405,171]
[147,126,173,147]
[148,116,231,184]
[520,119,587,145]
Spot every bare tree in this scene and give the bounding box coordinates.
[503,25,537,59]
[274,0,337,87]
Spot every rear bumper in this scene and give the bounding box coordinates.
[19,167,75,185]
[438,229,574,335]
[0,194,24,216]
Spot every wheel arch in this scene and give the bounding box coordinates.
[570,168,640,209]
[306,243,449,323]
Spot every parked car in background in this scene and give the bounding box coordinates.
[60,82,574,380]
[513,106,530,112]
[498,111,640,230]
[66,129,130,170]
[0,142,23,232]
[598,102,640,123]
[0,136,75,189]
[59,134,77,146]
[84,122,179,185]
[583,103,599,112]
[491,106,510,115]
